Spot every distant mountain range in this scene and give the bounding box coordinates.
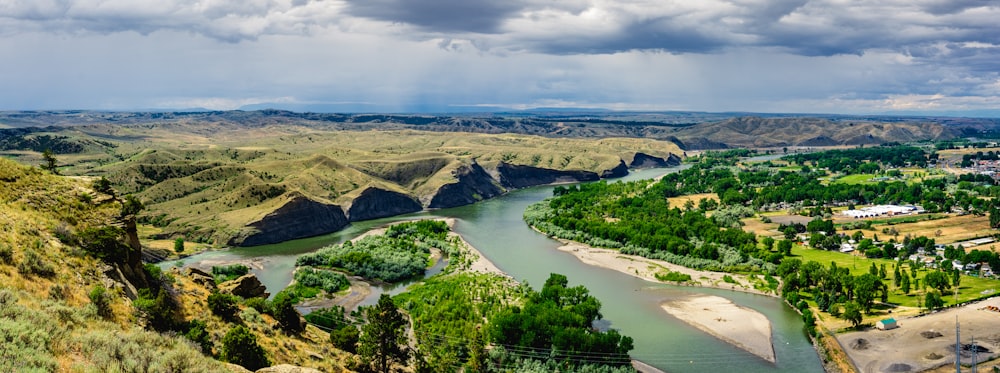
[2,110,999,149]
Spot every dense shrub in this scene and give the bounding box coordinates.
[89,286,113,319]
[242,297,270,314]
[211,264,249,284]
[296,220,458,283]
[330,325,360,353]
[221,326,269,370]
[271,290,305,334]
[207,292,240,321]
[133,288,178,331]
[183,319,213,355]
[293,266,349,296]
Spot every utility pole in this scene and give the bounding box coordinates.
[972,334,977,373]
[956,316,961,373]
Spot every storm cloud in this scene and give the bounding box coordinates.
[0,0,997,115]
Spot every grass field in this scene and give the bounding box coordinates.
[832,173,880,185]
[666,193,718,210]
[834,213,993,245]
[791,245,999,308]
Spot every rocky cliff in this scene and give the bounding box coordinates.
[230,193,349,246]
[629,152,677,168]
[346,187,423,221]
[427,162,505,209]
[494,162,600,189]
[599,160,629,179]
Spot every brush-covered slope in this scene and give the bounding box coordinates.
[0,158,226,371]
[0,158,355,372]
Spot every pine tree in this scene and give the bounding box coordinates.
[359,294,409,373]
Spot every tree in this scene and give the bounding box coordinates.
[92,176,115,197]
[271,290,305,334]
[901,272,911,294]
[683,199,695,211]
[854,274,882,313]
[924,291,944,311]
[778,239,793,256]
[331,325,360,354]
[843,301,863,329]
[40,149,58,174]
[924,271,950,292]
[222,325,269,370]
[762,236,775,251]
[174,237,185,253]
[359,294,409,373]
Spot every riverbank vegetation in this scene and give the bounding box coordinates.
[296,220,460,283]
[525,145,1000,342]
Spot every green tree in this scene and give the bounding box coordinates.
[174,237,185,253]
[854,273,882,313]
[924,290,945,311]
[924,271,950,292]
[222,325,269,370]
[683,199,695,211]
[952,270,961,289]
[843,301,863,329]
[271,290,305,334]
[331,325,360,354]
[92,176,115,197]
[778,239,793,256]
[901,272,911,294]
[207,292,240,321]
[40,149,58,174]
[893,265,901,288]
[762,236,775,251]
[359,294,409,373]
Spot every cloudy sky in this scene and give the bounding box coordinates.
[1,0,998,116]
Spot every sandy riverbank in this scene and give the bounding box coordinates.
[554,241,774,297]
[661,295,776,363]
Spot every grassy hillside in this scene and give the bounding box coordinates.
[2,121,681,247]
[670,117,957,149]
[0,157,353,371]
[0,158,226,371]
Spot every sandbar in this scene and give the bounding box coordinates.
[660,295,776,363]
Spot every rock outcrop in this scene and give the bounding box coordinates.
[186,267,217,290]
[494,162,599,189]
[231,193,349,246]
[629,152,674,168]
[599,160,629,179]
[427,162,505,208]
[219,273,269,299]
[347,187,422,222]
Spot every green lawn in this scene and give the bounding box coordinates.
[790,245,1000,308]
[832,174,879,185]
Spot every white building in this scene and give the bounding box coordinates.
[841,205,918,219]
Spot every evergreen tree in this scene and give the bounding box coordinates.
[359,294,409,373]
[901,273,911,294]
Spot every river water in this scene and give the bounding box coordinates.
[162,167,824,372]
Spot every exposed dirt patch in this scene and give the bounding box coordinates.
[850,338,870,350]
[921,331,943,339]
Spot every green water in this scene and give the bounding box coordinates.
[163,167,824,372]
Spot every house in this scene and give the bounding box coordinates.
[953,261,965,271]
[876,318,898,330]
[982,263,994,277]
[840,243,855,253]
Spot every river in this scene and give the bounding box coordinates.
[162,167,824,372]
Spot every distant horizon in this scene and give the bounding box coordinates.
[3,105,999,120]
